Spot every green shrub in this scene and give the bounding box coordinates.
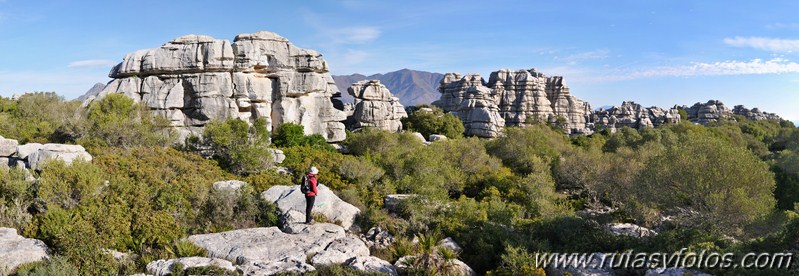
[272,122,335,151]
[73,93,176,148]
[35,159,105,210]
[185,118,273,176]
[402,106,464,139]
[0,92,80,144]
[486,125,572,174]
[14,255,80,276]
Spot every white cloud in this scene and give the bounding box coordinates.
[629,58,799,78]
[556,49,610,64]
[328,26,381,44]
[723,36,799,52]
[68,59,117,68]
[766,23,799,29]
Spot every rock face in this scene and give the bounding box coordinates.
[84,31,347,142]
[395,255,476,276]
[0,137,18,156]
[606,223,657,238]
[732,105,781,121]
[346,80,407,132]
[361,227,395,249]
[433,69,593,136]
[680,100,731,125]
[262,184,360,229]
[593,101,681,132]
[0,228,49,273]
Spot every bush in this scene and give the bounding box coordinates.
[0,92,80,144]
[188,118,273,176]
[402,106,464,139]
[73,93,176,148]
[486,125,572,174]
[272,122,335,151]
[14,255,80,276]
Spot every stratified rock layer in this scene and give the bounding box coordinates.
[346,80,407,132]
[433,68,592,136]
[679,100,782,125]
[84,31,346,142]
[593,101,680,132]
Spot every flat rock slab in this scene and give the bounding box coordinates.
[0,228,49,273]
[347,256,398,276]
[188,224,345,264]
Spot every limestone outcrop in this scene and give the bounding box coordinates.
[84,31,347,142]
[433,69,593,136]
[146,257,236,276]
[679,100,781,125]
[0,228,49,273]
[346,80,407,132]
[261,184,360,230]
[592,101,680,132]
[0,139,91,171]
[732,105,781,121]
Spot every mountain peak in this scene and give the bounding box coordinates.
[332,69,444,106]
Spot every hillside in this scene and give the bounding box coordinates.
[333,69,444,106]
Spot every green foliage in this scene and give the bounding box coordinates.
[14,255,80,276]
[272,122,335,151]
[402,106,465,139]
[281,145,350,190]
[73,93,176,148]
[36,160,105,209]
[486,125,572,174]
[0,92,80,143]
[493,245,546,276]
[188,118,273,175]
[635,133,776,234]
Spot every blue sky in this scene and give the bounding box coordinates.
[1,0,798,121]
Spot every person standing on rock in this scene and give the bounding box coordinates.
[301,166,319,224]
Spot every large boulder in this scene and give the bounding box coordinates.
[310,236,369,265]
[606,223,657,238]
[15,143,43,160]
[0,137,18,157]
[84,31,347,143]
[0,228,49,273]
[188,225,345,264]
[395,255,476,276]
[27,143,92,170]
[238,258,315,275]
[262,184,360,229]
[346,80,407,132]
[347,256,399,276]
[146,257,236,276]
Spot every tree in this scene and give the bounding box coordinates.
[191,118,273,176]
[272,123,335,151]
[402,106,464,139]
[634,133,776,234]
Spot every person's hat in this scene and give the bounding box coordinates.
[309,166,319,175]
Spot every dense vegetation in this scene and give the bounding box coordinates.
[1,92,798,275]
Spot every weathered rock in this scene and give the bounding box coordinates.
[85,31,347,143]
[0,137,18,157]
[310,236,369,265]
[606,223,657,238]
[261,184,360,229]
[212,180,248,193]
[429,134,447,142]
[188,224,345,264]
[680,100,731,125]
[732,105,781,121]
[547,252,614,276]
[434,68,593,135]
[347,256,399,276]
[15,143,43,160]
[437,237,462,253]
[0,228,49,273]
[0,157,9,171]
[362,227,395,249]
[593,101,680,132]
[346,80,407,132]
[238,257,315,275]
[451,84,505,138]
[267,148,285,164]
[384,194,415,213]
[645,267,713,276]
[27,143,92,171]
[411,132,427,143]
[146,257,236,276]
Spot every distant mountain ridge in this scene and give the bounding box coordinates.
[333,69,444,106]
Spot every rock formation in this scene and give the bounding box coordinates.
[592,101,680,132]
[146,257,236,276]
[433,68,593,136]
[732,105,781,121]
[0,138,92,172]
[679,100,782,125]
[346,80,407,132]
[262,184,360,229]
[84,31,347,142]
[0,228,49,273]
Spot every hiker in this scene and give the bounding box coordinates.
[301,166,319,224]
